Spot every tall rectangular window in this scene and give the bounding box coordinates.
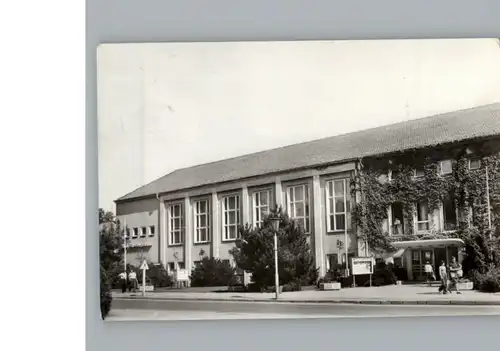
[168,203,184,245]
[253,190,272,227]
[222,195,240,241]
[326,179,349,231]
[194,199,210,243]
[140,226,147,237]
[415,200,430,232]
[148,225,155,237]
[442,193,457,231]
[286,184,310,233]
[132,227,139,238]
[391,202,404,235]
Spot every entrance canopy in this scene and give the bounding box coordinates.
[393,238,465,249]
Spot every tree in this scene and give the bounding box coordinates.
[229,206,318,291]
[99,208,125,319]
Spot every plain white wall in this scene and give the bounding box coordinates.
[97,39,500,212]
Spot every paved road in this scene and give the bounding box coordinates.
[108,298,500,321]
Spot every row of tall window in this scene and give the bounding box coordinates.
[167,179,351,246]
[383,194,481,236]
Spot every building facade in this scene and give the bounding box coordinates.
[115,103,500,282]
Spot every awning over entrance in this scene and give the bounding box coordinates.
[393,238,465,249]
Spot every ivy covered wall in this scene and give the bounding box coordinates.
[350,138,500,255]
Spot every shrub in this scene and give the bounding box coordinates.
[371,262,397,286]
[190,257,237,287]
[145,262,173,288]
[474,266,500,293]
[283,279,302,292]
[100,265,112,320]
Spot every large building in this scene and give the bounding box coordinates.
[115,103,500,281]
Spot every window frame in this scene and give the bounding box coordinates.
[140,226,147,237]
[468,158,481,170]
[168,202,184,246]
[148,225,155,237]
[132,227,139,238]
[285,183,311,234]
[221,193,241,242]
[415,199,431,233]
[325,178,349,232]
[252,189,273,228]
[441,193,458,232]
[440,160,453,176]
[413,167,425,178]
[194,198,211,244]
[388,169,400,181]
[385,202,405,236]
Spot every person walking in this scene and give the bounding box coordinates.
[438,261,449,294]
[128,269,138,293]
[118,271,128,293]
[424,261,435,287]
[448,256,462,295]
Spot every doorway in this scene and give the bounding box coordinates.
[434,248,446,274]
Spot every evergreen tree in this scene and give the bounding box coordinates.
[229,206,318,291]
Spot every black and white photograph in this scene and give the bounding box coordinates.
[97,39,500,321]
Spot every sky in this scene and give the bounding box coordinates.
[97,39,500,212]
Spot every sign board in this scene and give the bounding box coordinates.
[175,269,189,281]
[351,257,375,276]
[139,260,149,271]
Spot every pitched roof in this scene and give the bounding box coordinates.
[116,103,500,202]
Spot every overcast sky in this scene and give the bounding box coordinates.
[97,39,500,212]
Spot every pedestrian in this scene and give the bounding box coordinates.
[424,261,435,287]
[438,261,448,294]
[448,256,462,295]
[118,271,127,293]
[128,269,138,293]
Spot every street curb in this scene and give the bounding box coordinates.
[113,296,500,306]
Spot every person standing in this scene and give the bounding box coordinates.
[438,261,448,294]
[128,269,138,293]
[448,256,462,294]
[424,261,434,287]
[118,271,127,293]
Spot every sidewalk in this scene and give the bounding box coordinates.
[112,285,500,306]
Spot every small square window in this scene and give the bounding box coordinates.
[440,160,453,175]
[389,169,400,181]
[414,168,425,178]
[149,225,155,236]
[469,159,481,170]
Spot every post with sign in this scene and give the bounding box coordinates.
[350,257,375,288]
[139,259,149,297]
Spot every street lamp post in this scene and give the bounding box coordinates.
[269,216,280,300]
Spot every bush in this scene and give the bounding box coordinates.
[190,257,237,287]
[317,269,342,288]
[100,265,112,320]
[283,279,302,292]
[371,262,397,286]
[145,262,173,288]
[474,266,500,293]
